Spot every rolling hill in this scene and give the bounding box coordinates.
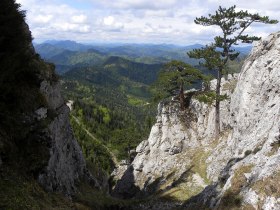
[35,40,251,74]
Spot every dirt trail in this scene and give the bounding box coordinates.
[71,115,119,166]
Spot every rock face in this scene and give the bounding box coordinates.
[113,75,237,200]
[38,81,98,195]
[204,31,280,210]
[113,32,280,209]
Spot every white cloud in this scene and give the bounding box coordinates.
[71,15,87,24]
[95,0,179,10]
[79,25,91,33]
[16,0,93,40]
[53,22,90,33]
[101,16,124,32]
[16,0,280,44]
[33,15,53,24]
[103,16,115,26]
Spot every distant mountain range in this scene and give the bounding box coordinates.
[34,40,252,75]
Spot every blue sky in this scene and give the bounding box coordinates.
[17,0,280,45]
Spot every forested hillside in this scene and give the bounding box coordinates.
[61,57,160,162]
[62,78,155,162]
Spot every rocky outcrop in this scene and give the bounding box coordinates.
[37,81,91,195]
[113,32,280,209]
[113,74,238,200]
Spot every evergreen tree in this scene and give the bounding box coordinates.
[153,60,202,110]
[187,5,278,137]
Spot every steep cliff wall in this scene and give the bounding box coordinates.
[37,80,99,195]
[203,31,280,210]
[113,32,280,209]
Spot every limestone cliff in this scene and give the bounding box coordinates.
[37,80,99,195]
[113,32,280,209]
[112,74,237,201]
[203,31,280,210]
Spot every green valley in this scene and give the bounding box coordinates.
[60,57,160,171]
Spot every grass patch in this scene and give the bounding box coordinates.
[159,183,204,202]
[0,165,139,210]
[217,164,254,210]
[218,189,243,210]
[191,150,211,184]
[74,181,119,209]
[266,139,280,157]
[252,171,280,198]
[222,79,238,93]
[0,168,74,210]
[154,148,213,203]
[242,204,256,210]
[127,95,147,106]
[231,165,253,193]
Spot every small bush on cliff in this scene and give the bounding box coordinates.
[152,60,202,110]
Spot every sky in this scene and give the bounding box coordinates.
[16,0,280,45]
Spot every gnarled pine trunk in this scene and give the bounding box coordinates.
[215,69,221,138]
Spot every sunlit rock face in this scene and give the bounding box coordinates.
[113,32,280,210]
[188,32,280,210]
[206,31,280,210]
[113,73,238,200]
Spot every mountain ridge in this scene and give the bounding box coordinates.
[35,40,251,73]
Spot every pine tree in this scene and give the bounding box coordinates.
[153,60,202,110]
[188,5,278,137]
